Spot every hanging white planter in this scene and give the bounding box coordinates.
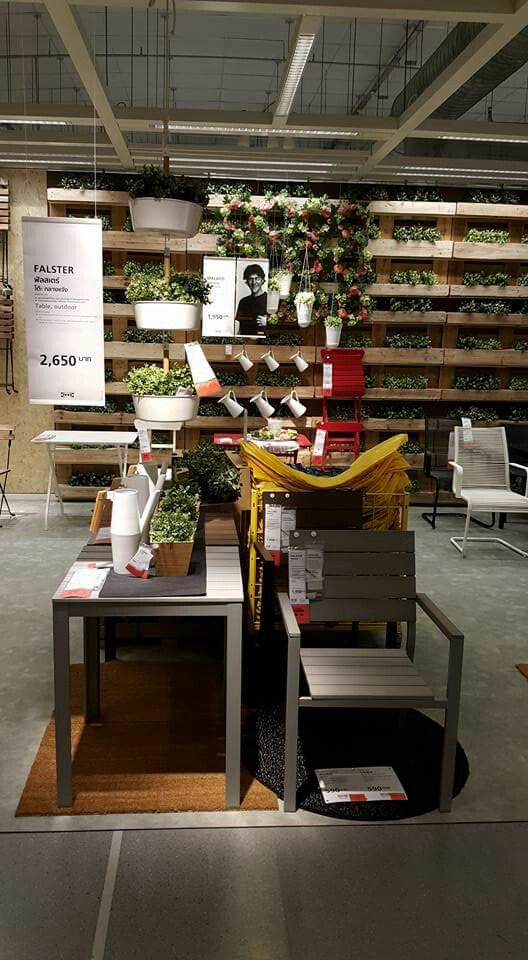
[277,273,293,297]
[267,289,281,313]
[325,322,343,347]
[295,293,315,328]
[132,392,199,424]
[129,197,203,238]
[133,301,202,331]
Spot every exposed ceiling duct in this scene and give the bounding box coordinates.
[391,22,528,120]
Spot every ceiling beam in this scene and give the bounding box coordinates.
[6,0,515,23]
[412,118,528,144]
[359,0,528,176]
[43,0,133,167]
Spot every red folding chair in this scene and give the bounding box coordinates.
[312,348,365,468]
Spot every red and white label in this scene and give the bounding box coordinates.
[322,362,333,397]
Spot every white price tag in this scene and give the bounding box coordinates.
[461,416,473,448]
[224,343,233,357]
[306,544,324,597]
[288,547,307,604]
[322,362,333,393]
[280,508,297,551]
[126,543,154,579]
[312,428,326,465]
[264,503,282,552]
[134,419,152,462]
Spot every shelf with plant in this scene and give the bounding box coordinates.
[364,380,438,401]
[464,227,510,245]
[389,297,433,312]
[384,333,432,349]
[513,339,528,352]
[461,270,511,287]
[509,376,528,390]
[369,237,452,257]
[68,471,114,489]
[389,269,439,286]
[453,238,528,259]
[456,335,501,351]
[217,368,248,387]
[448,405,499,422]
[254,370,301,388]
[362,403,425,427]
[506,406,528,421]
[457,300,510,315]
[105,340,164,362]
[341,331,373,348]
[178,440,241,503]
[382,374,429,390]
[454,373,501,391]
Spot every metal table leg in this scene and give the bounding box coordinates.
[83,617,101,723]
[225,602,242,809]
[45,445,64,528]
[53,606,72,807]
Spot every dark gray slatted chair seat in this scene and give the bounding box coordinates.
[300,648,435,703]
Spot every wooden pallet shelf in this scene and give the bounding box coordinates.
[54,411,136,426]
[368,240,453,259]
[370,311,446,324]
[357,388,440,400]
[363,348,444,365]
[449,285,528,299]
[456,202,528,220]
[441,389,528,401]
[453,242,528,261]
[104,342,164,360]
[446,312,528,326]
[444,348,528,367]
[102,231,217,253]
[48,188,130,206]
[368,201,457,217]
[362,418,425,431]
[366,284,450,297]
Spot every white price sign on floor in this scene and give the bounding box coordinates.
[22,216,105,406]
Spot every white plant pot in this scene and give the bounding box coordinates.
[278,274,292,297]
[129,197,203,237]
[267,289,280,313]
[296,300,314,328]
[132,394,199,424]
[325,324,343,347]
[134,301,201,331]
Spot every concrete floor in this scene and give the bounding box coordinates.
[1,498,528,958]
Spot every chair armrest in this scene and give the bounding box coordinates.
[255,541,275,566]
[416,593,463,644]
[509,462,528,496]
[448,460,463,498]
[277,592,301,639]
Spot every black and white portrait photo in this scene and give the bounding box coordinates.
[234,259,269,338]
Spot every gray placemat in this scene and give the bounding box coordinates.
[99,520,206,598]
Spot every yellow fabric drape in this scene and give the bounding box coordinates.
[239,434,409,495]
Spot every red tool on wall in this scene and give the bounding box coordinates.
[312,348,365,468]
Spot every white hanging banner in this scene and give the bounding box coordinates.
[22,216,105,406]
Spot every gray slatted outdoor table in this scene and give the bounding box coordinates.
[51,544,244,809]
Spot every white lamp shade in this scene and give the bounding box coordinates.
[235,350,254,371]
[283,389,307,418]
[291,352,309,373]
[250,390,275,419]
[220,390,245,417]
[262,351,280,372]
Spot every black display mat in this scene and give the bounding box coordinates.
[99,519,206,599]
[244,704,469,820]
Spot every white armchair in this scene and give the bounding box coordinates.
[449,426,528,557]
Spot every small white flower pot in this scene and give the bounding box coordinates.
[129,197,203,238]
[295,299,314,328]
[267,289,280,313]
[132,393,199,423]
[278,274,292,297]
[325,324,343,347]
[134,301,202,331]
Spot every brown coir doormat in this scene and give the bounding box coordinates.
[17,661,277,816]
[515,665,528,683]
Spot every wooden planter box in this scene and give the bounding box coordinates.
[153,540,194,577]
[367,240,453,259]
[368,201,456,216]
[446,312,528,326]
[453,242,528,261]
[102,231,217,254]
[450,285,527,299]
[104,342,164,361]
[365,283,450,298]
[443,348,504,366]
[363,418,425,431]
[363,348,444,365]
[441,388,528,401]
[363,388,441,400]
[456,202,528,220]
[371,310,446,325]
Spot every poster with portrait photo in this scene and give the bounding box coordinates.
[234,258,269,339]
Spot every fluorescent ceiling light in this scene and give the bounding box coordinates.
[0,158,112,166]
[398,164,528,175]
[275,20,320,119]
[152,122,359,138]
[0,119,70,126]
[166,157,334,168]
[390,171,528,181]
[440,135,528,144]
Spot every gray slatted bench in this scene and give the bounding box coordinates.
[279,529,464,813]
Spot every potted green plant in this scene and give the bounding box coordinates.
[274,267,293,297]
[150,501,198,577]
[128,164,209,237]
[267,273,281,313]
[324,313,343,347]
[124,363,199,423]
[294,290,315,327]
[125,263,211,331]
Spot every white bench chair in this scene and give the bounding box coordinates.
[449,426,528,557]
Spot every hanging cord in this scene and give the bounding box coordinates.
[149,0,176,36]
[92,19,97,217]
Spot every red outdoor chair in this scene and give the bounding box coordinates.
[312,348,365,468]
